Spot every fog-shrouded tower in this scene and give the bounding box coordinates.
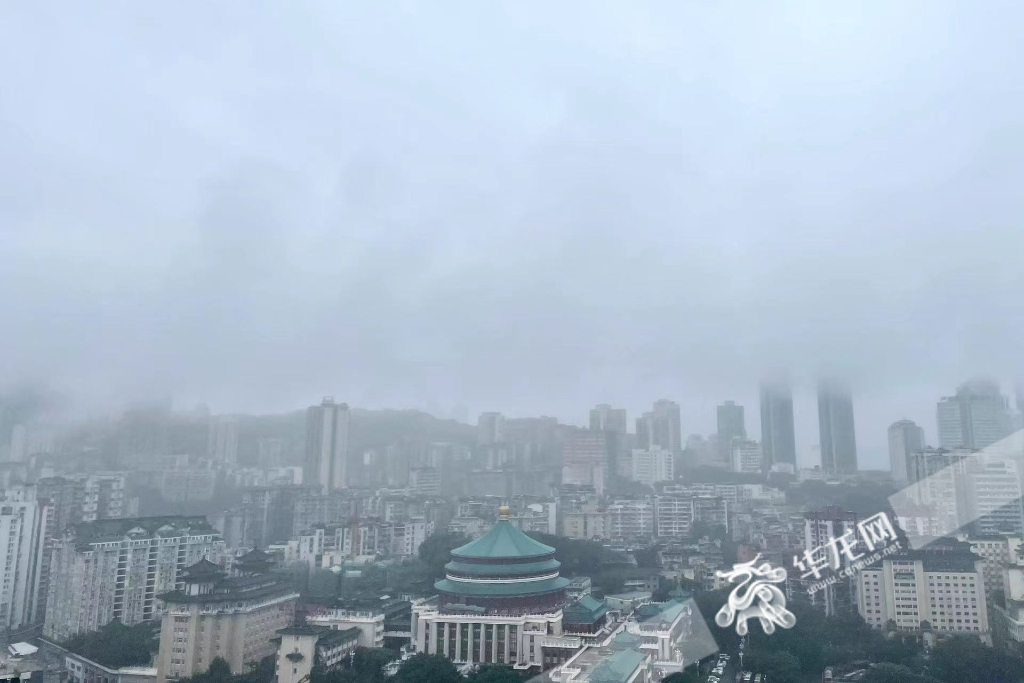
[716,401,746,465]
[937,379,1011,450]
[760,379,796,471]
[589,404,627,434]
[888,419,925,482]
[652,399,682,454]
[818,379,858,474]
[305,398,351,492]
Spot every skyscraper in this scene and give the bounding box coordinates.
[477,412,505,445]
[716,401,746,464]
[561,429,611,495]
[760,379,796,471]
[936,379,1011,450]
[818,379,858,474]
[652,399,682,454]
[207,415,239,466]
[589,404,627,434]
[636,412,654,449]
[888,419,925,482]
[304,398,351,492]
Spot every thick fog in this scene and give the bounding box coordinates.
[2,2,1022,466]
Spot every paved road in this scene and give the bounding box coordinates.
[701,651,737,683]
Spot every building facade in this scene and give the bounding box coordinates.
[889,419,926,482]
[562,430,611,497]
[937,379,1012,450]
[759,379,796,471]
[716,401,746,466]
[44,516,222,642]
[155,551,298,683]
[857,540,989,641]
[274,625,359,683]
[305,399,351,492]
[731,440,762,474]
[818,379,858,474]
[411,506,569,670]
[0,490,49,628]
[630,447,673,487]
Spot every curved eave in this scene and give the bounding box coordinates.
[434,576,569,597]
[444,559,561,576]
[450,521,557,560]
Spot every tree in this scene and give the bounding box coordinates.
[180,657,233,683]
[465,665,523,683]
[863,663,941,683]
[237,655,276,683]
[351,647,397,683]
[929,636,1024,683]
[419,533,469,578]
[63,620,159,669]
[391,654,461,683]
[745,651,800,683]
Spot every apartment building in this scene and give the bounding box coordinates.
[962,534,1021,598]
[561,509,607,540]
[857,539,989,640]
[155,552,298,683]
[0,488,50,628]
[607,501,654,542]
[44,516,222,642]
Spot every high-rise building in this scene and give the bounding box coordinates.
[817,379,858,474]
[635,413,654,449]
[937,379,1011,450]
[305,399,351,492]
[561,429,611,496]
[589,405,627,434]
[799,507,860,617]
[156,552,298,683]
[731,440,762,474]
[207,416,239,466]
[8,424,26,462]
[257,437,286,468]
[0,488,50,629]
[652,400,682,454]
[630,446,674,486]
[606,500,655,542]
[888,419,926,482]
[760,379,796,470]
[716,401,746,465]
[477,412,506,445]
[44,516,222,642]
[905,448,1024,538]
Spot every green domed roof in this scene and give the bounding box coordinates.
[451,518,555,560]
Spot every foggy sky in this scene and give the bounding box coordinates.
[2,2,1023,467]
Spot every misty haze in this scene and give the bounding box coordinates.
[1,4,1023,683]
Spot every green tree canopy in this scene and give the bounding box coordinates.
[745,651,801,683]
[391,654,462,683]
[929,636,1024,683]
[863,663,941,683]
[63,619,159,669]
[465,665,524,683]
[419,533,469,578]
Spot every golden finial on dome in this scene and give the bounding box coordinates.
[499,505,510,520]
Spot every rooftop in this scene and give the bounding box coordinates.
[451,511,556,560]
[69,515,214,547]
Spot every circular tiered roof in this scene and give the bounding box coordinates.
[435,505,569,612]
